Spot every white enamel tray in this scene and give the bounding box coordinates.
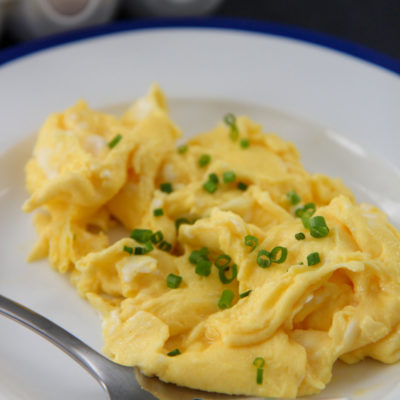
[0,19,399,400]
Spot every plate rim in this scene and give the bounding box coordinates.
[0,16,399,75]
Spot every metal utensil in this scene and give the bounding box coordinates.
[0,294,156,400]
[0,294,351,400]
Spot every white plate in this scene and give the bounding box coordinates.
[0,19,400,400]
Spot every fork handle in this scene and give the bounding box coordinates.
[0,294,154,399]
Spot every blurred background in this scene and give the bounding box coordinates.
[0,0,399,61]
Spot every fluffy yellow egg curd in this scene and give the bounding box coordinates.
[23,85,400,398]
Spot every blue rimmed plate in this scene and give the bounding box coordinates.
[0,18,399,400]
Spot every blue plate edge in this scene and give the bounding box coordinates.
[0,17,399,76]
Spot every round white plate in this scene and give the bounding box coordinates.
[0,19,399,400]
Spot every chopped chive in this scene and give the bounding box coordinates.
[72,233,77,241]
[295,202,316,218]
[269,246,288,264]
[224,113,236,126]
[244,235,258,252]
[307,252,320,266]
[175,217,190,230]
[240,138,250,149]
[167,348,181,356]
[151,230,163,244]
[296,202,316,228]
[295,232,306,240]
[167,273,182,289]
[160,182,173,193]
[218,289,234,309]
[218,263,238,284]
[209,173,219,184]
[309,216,330,238]
[195,259,212,276]
[253,357,265,368]
[203,180,218,193]
[215,254,231,268]
[239,289,252,298]
[304,202,317,214]
[177,144,188,154]
[286,190,301,206]
[159,241,172,252]
[143,241,153,253]
[189,247,209,265]
[301,215,311,229]
[153,208,164,217]
[134,241,153,255]
[237,181,248,191]
[134,247,145,255]
[123,245,133,255]
[108,133,122,149]
[256,368,263,385]
[130,229,153,243]
[257,249,271,268]
[198,154,211,167]
[222,171,236,183]
[224,113,239,141]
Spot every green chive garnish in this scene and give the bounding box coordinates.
[295,232,305,240]
[123,245,133,255]
[198,154,211,167]
[134,241,153,255]
[144,241,153,252]
[253,357,265,385]
[224,113,239,141]
[150,230,163,244]
[223,171,236,183]
[256,368,263,385]
[189,247,209,265]
[153,208,164,217]
[175,217,190,230]
[215,254,231,268]
[203,180,218,193]
[239,290,252,298]
[253,357,265,368]
[295,202,316,217]
[240,138,250,149]
[130,229,153,243]
[286,190,301,206]
[307,252,320,266]
[134,247,145,255]
[218,263,238,284]
[108,134,122,149]
[160,182,173,193]
[309,216,330,238]
[159,241,172,252]
[218,289,234,309]
[269,246,288,264]
[167,273,182,289]
[167,348,181,356]
[257,249,271,268]
[177,144,188,154]
[296,202,316,228]
[244,235,258,252]
[209,173,219,184]
[195,259,212,276]
[237,182,248,191]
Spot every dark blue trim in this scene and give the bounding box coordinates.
[0,17,399,75]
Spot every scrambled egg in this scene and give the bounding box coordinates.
[23,85,400,398]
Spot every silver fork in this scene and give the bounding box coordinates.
[0,294,156,400]
[0,294,350,400]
